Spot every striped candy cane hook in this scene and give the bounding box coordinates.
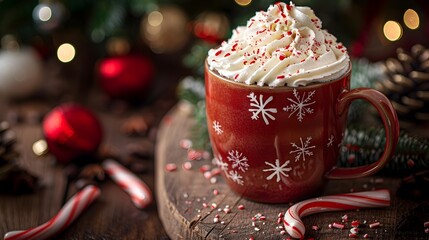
[283,189,390,239]
[4,185,100,240]
[102,159,152,209]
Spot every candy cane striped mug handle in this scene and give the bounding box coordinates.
[326,88,400,179]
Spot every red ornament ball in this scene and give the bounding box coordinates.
[97,55,154,99]
[42,103,103,164]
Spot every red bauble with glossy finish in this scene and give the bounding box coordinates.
[97,55,154,99]
[43,103,103,164]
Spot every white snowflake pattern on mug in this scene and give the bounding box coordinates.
[227,150,249,172]
[283,89,316,122]
[212,120,223,135]
[327,134,335,147]
[228,170,244,185]
[214,153,246,186]
[247,92,277,125]
[290,136,315,162]
[262,159,292,182]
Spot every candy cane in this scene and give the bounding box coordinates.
[4,185,100,240]
[284,189,390,239]
[102,159,152,209]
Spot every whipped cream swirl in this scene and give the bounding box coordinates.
[207,2,350,87]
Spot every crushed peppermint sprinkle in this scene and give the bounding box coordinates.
[182,162,192,170]
[364,233,370,238]
[165,163,177,172]
[424,221,429,228]
[351,220,361,227]
[311,225,319,231]
[350,227,359,234]
[331,222,345,229]
[348,233,358,238]
[210,177,217,184]
[213,189,219,195]
[238,204,245,210]
[211,168,221,176]
[369,222,380,228]
[199,165,211,173]
[187,149,203,160]
[223,205,231,213]
[203,171,212,179]
[179,139,192,149]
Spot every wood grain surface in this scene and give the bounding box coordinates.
[156,102,429,240]
[0,102,170,240]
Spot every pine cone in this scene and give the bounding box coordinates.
[0,121,38,194]
[0,121,19,167]
[374,44,429,129]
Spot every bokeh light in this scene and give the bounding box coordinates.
[235,0,252,7]
[147,11,163,27]
[32,139,48,156]
[38,6,52,21]
[57,43,76,63]
[383,21,402,41]
[403,9,419,30]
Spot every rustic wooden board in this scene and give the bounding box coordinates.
[156,102,428,240]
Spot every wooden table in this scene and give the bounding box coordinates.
[1,100,428,240]
[156,102,429,240]
[0,100,171,240]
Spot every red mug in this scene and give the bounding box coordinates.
[205,62,399,203]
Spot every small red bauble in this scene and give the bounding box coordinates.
[42,103,103,164]
[97,55,154,99]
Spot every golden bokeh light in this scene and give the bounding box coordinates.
[32,139,48,156]
[147,11,163,27]
[235,0,252,7]
[403,9,419,30]
[57,43,76,63]
[383,21,402,42]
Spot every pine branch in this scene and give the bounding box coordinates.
[339,127,429,176]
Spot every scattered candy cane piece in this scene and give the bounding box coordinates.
[348,233,358,238]
[424,221,429,228]
[283,189,390,239]
[4,185,100,240]
[351,220,360,227]
[331,222,345,229]
[182,162,192,170]
[102,159,152,209]
[165,163,177,172]
[369,221,380,229]
[179,139,192,149]
[350,227,359,234]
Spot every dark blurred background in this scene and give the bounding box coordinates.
[0,0,428,131]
